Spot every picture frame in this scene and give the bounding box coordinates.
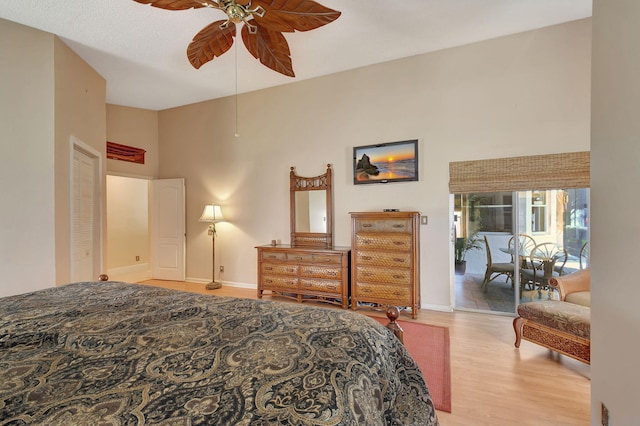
[353,139,419,184]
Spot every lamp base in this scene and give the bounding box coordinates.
[206,281,222,290]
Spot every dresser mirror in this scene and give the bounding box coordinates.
[290,164,333,247]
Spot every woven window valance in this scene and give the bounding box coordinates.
[449,151,590,194]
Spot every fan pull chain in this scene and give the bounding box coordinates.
[234,41,240,138]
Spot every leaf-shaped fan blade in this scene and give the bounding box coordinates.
[251,0,341,33]
[241,22,294,77]
[187,20,236,69]
[132,0,213,10]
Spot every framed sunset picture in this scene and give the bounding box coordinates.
[353,139,419,184]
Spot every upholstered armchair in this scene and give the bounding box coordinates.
[549,268,590,307]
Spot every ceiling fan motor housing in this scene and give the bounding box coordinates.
[218,0,265,33]
[221,1,264,22]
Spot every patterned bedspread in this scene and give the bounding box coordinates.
[0,282,437,425]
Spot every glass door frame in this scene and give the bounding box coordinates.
[453,188,590,314]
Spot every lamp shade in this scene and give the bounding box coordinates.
[199,204,225,223]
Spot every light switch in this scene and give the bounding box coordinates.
[421,216,428,225]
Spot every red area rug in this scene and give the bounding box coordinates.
[373,317,452,413]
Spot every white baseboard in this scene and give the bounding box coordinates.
[186,277,257,289]
[186,277,210,285]
[420,303,454,312]
[108,263,151,283]
[223,281,257,289]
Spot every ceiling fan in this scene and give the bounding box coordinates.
[133,0,341,77]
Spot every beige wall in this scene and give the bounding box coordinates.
[0,19,55,297]
[53,37,107,285]
[6,8,640,420]
[591,0,640,423]
[0,16,591,307]
[158,19,592,308]
[0,18,106,296]
[106,105,159,178]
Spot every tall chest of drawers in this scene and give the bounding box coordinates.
[350,211,420,318]
[257,245,351,308]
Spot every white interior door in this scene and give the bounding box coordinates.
[71,141,101,282]
[151,178,185,280]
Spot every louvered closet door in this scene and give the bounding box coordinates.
[72,148,97,282]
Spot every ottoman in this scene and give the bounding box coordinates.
[513,300,590,364]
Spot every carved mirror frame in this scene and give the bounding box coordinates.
[290,164,333,247]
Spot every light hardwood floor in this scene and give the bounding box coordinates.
[139,280,591,426]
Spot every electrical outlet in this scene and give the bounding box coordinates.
[601,403,609,426]
[136,256,140,262]
[219,265,224,273]
[420,216,428,225]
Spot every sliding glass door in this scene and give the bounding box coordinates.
[453,188,589,314]
[454,192,517,313]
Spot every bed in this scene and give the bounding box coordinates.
[0,281,438,425]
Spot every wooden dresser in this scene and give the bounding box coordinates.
[350,211,420,318]
[257,245,351,308]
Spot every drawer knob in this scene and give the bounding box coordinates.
[362,256,372,260]
[393,275,403,279]
[265,266,273,271]
[393,258,405,263]
[393,224,405,229]
[265,279,273,284]
[362,224,373,228]
[393,241,406,246]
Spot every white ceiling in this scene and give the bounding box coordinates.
[0,0,592,111]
